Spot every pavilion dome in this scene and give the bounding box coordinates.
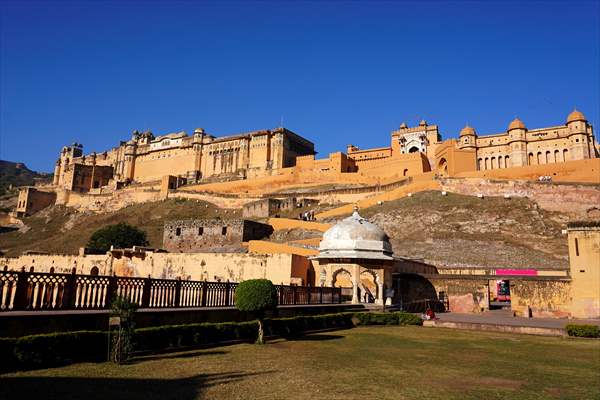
[567,109,586,124]
[508,117,526,131]
[316,209,393,260]
[459,124,476,137]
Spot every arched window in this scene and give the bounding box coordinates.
[505,155,510,168]
[90,266,99,276]
[498,156,504,169]
[537,152,543,164]
[403,168,408,176]
[563,149,569,161]
[491,157,496,169]
[528,153,534,165]
[477,158,483,170]
[545,151,551,164]
[484,158,489,170]
[554,150,560,163]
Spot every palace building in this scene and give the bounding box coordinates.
[53,127,315,191]
[46,109,598,196]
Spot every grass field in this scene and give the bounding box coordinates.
[2,326,599,400]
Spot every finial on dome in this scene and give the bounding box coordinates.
[508,117,526,131]
[567,109,586,124]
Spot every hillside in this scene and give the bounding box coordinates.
[0,160,52,196]
[347,191,570,270]
[0,191,573,270]
[0,198,241,256]
[271,191,571,270]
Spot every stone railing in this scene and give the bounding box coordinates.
[0,268,342,312]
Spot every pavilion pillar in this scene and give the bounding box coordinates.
[352,264,359,304]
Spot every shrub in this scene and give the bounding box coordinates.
[265,313,355,337]
[352,312,423,326]
[109,296,138,364]
[0,337,18,373]
[13,331,108,369]
[565,324,600,338]
[235,279,278,343]
[86,223,148,253]
[134,321,258,351]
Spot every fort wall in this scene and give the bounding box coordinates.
[0,251,304,285]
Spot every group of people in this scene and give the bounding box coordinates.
[299,210,316,221]
[538,175,553,182]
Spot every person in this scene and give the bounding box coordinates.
[425,306,436,320]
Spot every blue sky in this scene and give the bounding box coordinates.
[1,0,599,172]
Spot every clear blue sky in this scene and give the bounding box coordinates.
[1,1,598,172]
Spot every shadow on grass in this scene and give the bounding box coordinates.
[131,350,228,363]
[283,333,344,341]
[0,370,275,400]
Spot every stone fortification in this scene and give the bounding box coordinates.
[162,219,273,253]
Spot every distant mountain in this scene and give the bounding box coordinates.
[0,160,53,195]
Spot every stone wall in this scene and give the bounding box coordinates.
[15,187,56,217]
[162,219,273,253]
[439,176,600,217]
[0,250,303,284]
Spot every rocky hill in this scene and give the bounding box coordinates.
[0,160,52,196]
[0,198,241,257]
[0,190,574,270]
[341,191,570,270]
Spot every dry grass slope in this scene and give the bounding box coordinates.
[0,199,241,256]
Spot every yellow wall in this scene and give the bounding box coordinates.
[568,226,600,318]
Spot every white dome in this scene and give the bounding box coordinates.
[317,210,393,260]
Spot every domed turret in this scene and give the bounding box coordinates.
[399,122,407,129]
[508,117,526,131]
[317,208,393,260]
[419,119,427,127]
[566,109,586,124]
[459,124,476,137]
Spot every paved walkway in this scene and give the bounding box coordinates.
[437,311,600,329]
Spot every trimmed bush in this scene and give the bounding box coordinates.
[352,312,423,326]
[13,331,108,369]
[134,321,258,351]
[235,279,278,343]
[266,313,355,337]
[0,337,18,373]
[566,324,600,338]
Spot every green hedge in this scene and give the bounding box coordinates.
[0,337,18,373]
[352,311,423,326]
[265,313,355,337]
[565,324,600,338]
[134,321,258,351]
[0,311,422,372]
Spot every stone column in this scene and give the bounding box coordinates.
[376,271,384,306]
[352,264,359,304]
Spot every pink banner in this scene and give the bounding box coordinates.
[495,269,538,276]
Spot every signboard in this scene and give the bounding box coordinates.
[495,269,537,276]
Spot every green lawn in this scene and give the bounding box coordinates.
[2,326,599,400]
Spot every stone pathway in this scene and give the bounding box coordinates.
[437,310,600,329]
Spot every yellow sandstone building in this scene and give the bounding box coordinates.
[50,109,598,194]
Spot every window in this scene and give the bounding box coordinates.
[222,226,227,235]
[198,227,204,236]
[175,227,181,236]
[575,238,579,256]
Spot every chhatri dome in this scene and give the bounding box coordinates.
[567,109,587,124]
[459,124,476,137]
[316,208,393,260]
[507,117,526,131]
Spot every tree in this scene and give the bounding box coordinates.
[235,279,278,344]
[86,223,148,253]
